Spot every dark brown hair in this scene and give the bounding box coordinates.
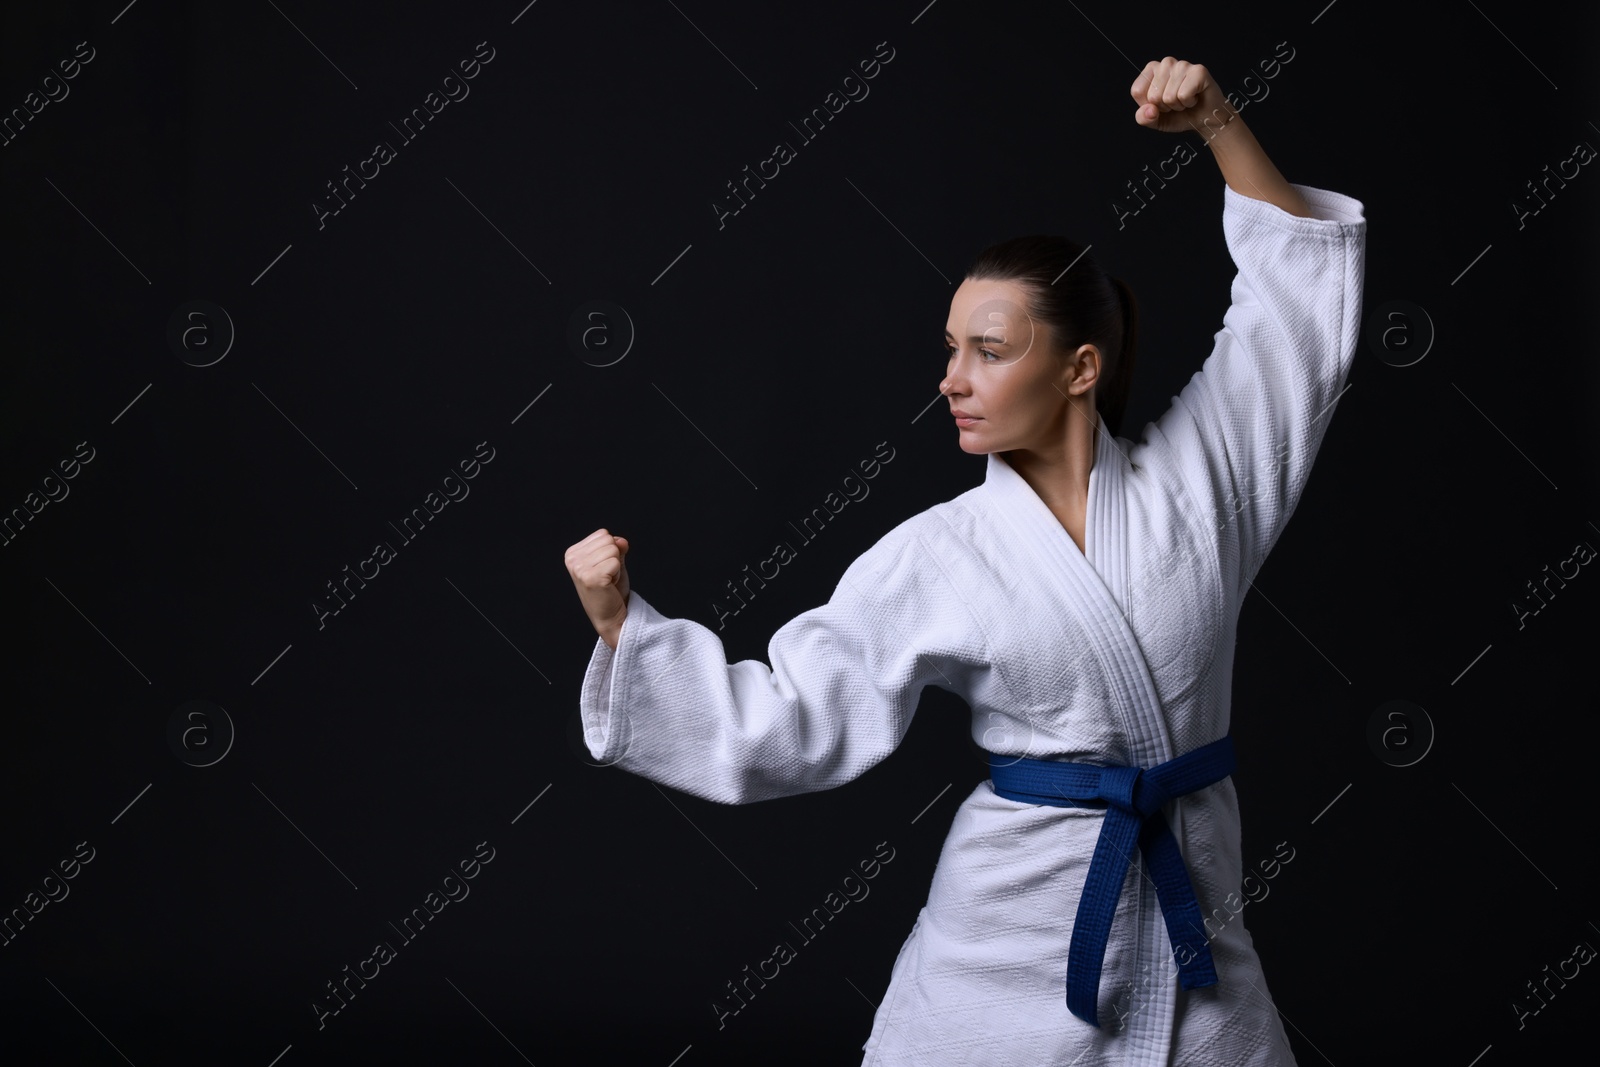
[962,236,1139,438]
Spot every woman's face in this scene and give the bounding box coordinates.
[942,277,1100,455]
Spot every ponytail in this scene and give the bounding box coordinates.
[1099,275,1139,439]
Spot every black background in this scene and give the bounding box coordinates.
[3,1,1598,1064]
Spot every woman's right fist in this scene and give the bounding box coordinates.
[1130,57,1234,136]
[565,528,631,650]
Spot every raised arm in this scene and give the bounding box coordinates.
[1132,57,1310,217]
[1124,58,1368,601]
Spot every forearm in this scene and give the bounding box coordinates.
[1199,111,1311,218]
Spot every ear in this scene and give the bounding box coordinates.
[1062,343,1102,396]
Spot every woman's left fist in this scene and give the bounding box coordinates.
[1130,57,1235,135]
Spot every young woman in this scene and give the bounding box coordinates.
[566,57,1366,1066]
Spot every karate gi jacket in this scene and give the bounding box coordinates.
[580,181,1367,1066]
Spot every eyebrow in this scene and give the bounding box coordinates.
[943,329,1010,345]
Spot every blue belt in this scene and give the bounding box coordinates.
[985,736,1236,1027]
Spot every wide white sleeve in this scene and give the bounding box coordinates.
[576,528,986,804]
[1133,181,1367,598]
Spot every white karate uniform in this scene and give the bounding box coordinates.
[580,182,1367,1065]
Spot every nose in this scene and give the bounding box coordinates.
[942,349,970,396]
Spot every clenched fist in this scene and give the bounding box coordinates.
[566,528,630,651]
[1130,57,1235,137]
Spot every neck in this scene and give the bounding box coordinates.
[1003,401,1098,494]
[1000,401,1099,549]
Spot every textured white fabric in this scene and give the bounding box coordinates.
[579,181,1367,1065]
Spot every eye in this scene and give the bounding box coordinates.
[945,344,1000,363]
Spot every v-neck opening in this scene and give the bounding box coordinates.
[983,427,1133,624]
[988,431,1107,565]
[977,430,1173,767]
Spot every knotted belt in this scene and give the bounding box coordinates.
[985,735,1236,1027]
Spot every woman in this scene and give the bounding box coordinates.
[565,57,1366,1066]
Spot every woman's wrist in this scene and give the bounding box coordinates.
[1189,96,1239,142]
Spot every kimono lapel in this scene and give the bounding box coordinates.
[983,429,1190,1064]
[981,429,1177,769]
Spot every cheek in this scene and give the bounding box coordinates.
[992,369,1041,413]
[983,374,1019,408]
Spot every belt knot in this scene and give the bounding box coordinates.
[985,736,1236,1028]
